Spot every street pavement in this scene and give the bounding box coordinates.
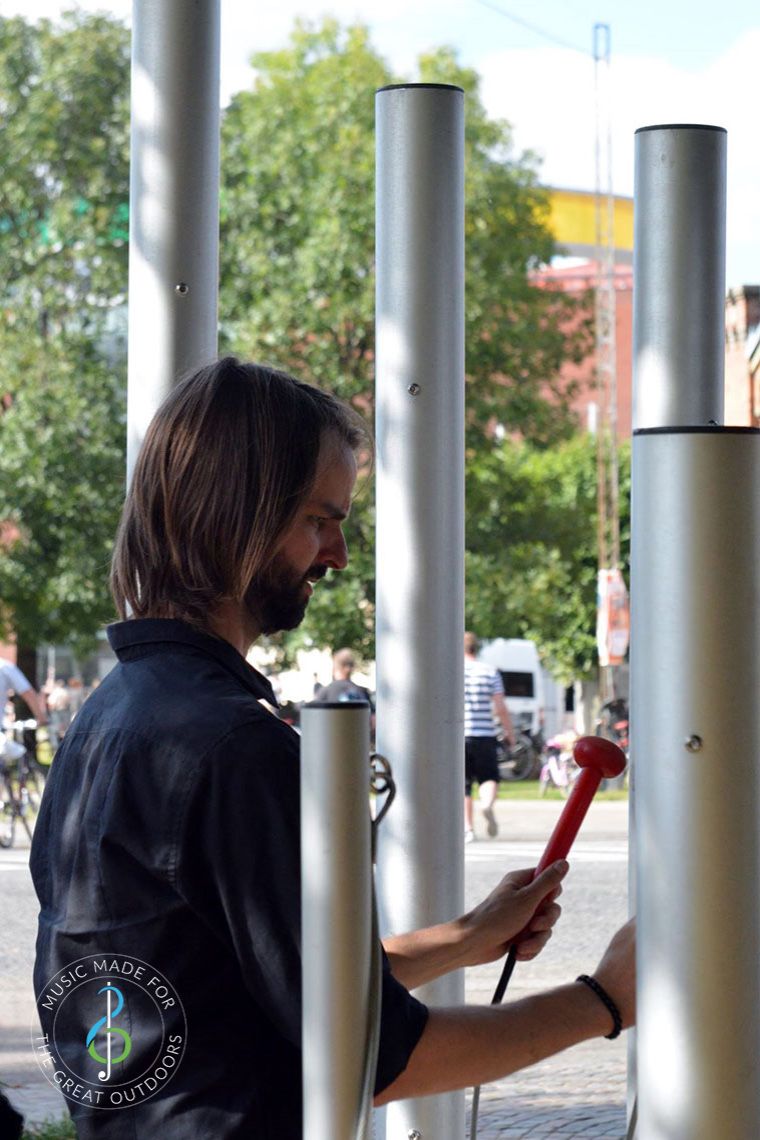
[1,797,631,1138]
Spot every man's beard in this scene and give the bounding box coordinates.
[244,555,328,635]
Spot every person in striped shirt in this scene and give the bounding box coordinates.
[464,631,514,842]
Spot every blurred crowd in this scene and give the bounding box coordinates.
[2,672,100,747]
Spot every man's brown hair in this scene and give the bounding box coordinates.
[110,357,368,627]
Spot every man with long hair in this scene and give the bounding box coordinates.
[31,358,634,1137]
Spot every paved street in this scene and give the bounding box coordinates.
[1,798,631,1137]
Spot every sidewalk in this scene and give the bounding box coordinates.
[490,796,629,843]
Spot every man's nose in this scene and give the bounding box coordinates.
[321,529,349,571]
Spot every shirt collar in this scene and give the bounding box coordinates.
[107,619,278,706]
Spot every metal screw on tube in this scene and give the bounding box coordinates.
[685,735,703,753]
[407,383,421,396]
[175,282,189,295]
[408,1131,422,1139]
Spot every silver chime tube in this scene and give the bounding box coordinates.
[375,83,466,1140]
[128,0,221,480]
[633,124,726,431]
[632,125,760,1139]
[631,429,760,1139]
[301,703,379,1140]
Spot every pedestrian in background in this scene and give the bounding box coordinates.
[314,647,372,705]
[314,647,375,740]
[0,658,48,727]
[464,631,514,842]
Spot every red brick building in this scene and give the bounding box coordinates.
[535,260,633,439]
[541,188,759,437]
[534,261,759,439]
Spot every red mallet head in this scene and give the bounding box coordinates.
[573,735,627,779]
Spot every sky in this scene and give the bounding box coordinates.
[3,0,759,287]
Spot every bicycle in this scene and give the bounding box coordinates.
[497,729,542,781]
[0,729,46,848]
[539,732,580,798]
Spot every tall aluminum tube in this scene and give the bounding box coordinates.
[375,84,465,1140]
[127,0,221,479]
[300,703,379,1140]
[631,430,760,1139]
[631,124,760,1138]
[633,125,726,430]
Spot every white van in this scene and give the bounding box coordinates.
[478,638,544,736]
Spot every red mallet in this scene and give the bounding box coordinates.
[509,736,627,946]
[534,735,627,876]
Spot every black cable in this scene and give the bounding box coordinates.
[469,942,519,1140]
[492,942,519,1004]
[473,0,590,56]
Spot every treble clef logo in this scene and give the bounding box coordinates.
[85,985,132,1082]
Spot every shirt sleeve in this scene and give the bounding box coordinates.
[491,669,505,696]
[375,950,429,1094]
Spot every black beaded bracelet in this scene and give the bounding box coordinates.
[576,973,623,1040]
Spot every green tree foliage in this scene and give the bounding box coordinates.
[220,22,383,402]
[219,19,592,660]
[0,12,130,311]
[220,21,588,435]
[0,13,130,676]
[417,47,590,443]
[0,11,607,681]
[0,333,126,662]
[466,435,630,681]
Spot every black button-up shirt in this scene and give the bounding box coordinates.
[30,620,427,1138]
